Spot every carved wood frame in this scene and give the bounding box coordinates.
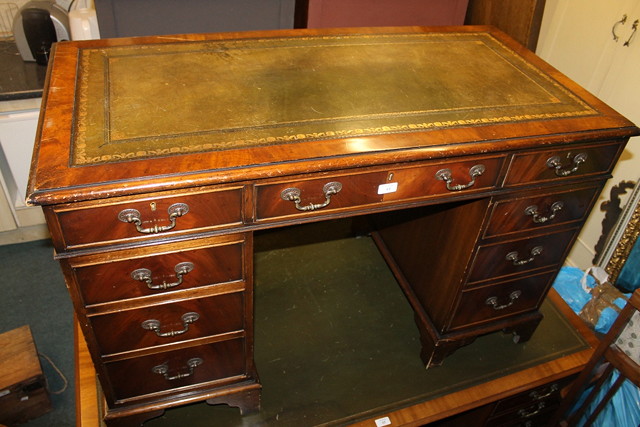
[598,181,640,285]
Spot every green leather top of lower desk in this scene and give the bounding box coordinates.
[144,222,587,426]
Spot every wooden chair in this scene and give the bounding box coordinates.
[551,288,640,426]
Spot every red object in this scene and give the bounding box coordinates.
[306,0,469,28]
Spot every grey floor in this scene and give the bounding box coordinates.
[0,238,75,426]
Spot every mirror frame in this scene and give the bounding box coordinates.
[597,181,640,286]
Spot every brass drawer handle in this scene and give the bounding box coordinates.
[518,401,545,419]
[486,290,522,310]
[525,201,564,223]
[280,181,342,212]
[152,357,203,381]
[435,164,485,191]
[529,383,558,400]
[506,246,543,266]
[141,312,200,337]
[546,152,587,177]
[118,202,189,234]
[131,262,194,290]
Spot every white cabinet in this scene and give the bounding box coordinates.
[0,100,48,243]
[537,0,640,269]
[0,109,39,208]
[0,177,17,232]
[537,0,639,92]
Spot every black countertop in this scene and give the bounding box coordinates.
[0,40,46,101]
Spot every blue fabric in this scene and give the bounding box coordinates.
[551,266,628,334]
[574,372,640,427]
[594,300,627,334]
[617,239,640,292]
[552,266,594,313]
[552,266,640,427]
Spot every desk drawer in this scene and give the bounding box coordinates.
[450,271,556,330]
[49,187,243,251]
[487,402,555,426]
[504,142,621,187]
[492,378,568,416]
[486,376,573,426]
[255,156,504,221]
[256,170,386,220]
[68,236,245,306]
[105,338,246,401]
[483,185,600,238]
[91,292,245,356]
[467,229,577,284]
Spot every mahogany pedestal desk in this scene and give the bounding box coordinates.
[27,26,638,425]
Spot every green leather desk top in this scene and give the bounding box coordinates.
[28,27,638,205]
[73,31,594,166]
[144,227,590,426]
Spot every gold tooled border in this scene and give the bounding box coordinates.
[71,32,597,166]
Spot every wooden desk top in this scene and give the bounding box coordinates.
[28,26,638,206]
[75,286,597,427]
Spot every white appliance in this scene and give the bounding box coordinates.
[69,0,100,40]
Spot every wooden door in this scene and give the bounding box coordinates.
[465,0,547,50]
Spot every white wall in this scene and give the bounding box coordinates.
[536,0,640,269]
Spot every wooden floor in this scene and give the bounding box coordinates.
[75,319,101,427]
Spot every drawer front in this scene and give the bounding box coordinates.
[255,156,504,221]
[483,186,600,238]
[487,376,574,427]
[450,271,556,330]
[381,157,504,202]
[256,170,386,220]
[91,292,245,355]
[487,402,555,426]
[467,229,577,284]
[492,377,571,416]
[51,187,243,251]
[105,338,246,401]
[72,241,244,306]
[504,142,621,186]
